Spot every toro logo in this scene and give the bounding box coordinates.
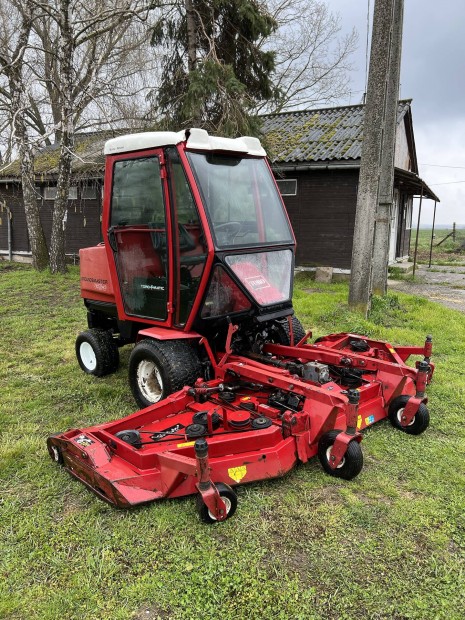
[245,275,270,290]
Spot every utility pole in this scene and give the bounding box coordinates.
[348,0,396,314]
[372,0,404,294]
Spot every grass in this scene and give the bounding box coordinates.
[412,228,465,266]
[1,265,465,620]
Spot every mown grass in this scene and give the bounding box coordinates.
[1,265,464,620]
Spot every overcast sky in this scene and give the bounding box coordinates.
[329,0,464,226]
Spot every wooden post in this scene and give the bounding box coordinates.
[428,200,437,268]
[349,0,396,315]
[412,184,423,278]
[452,222,456,242]
[372,0,404,295]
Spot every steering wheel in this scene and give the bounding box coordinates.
[214,221,242,244]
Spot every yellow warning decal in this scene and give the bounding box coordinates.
[177,441,196,448]
[240,396,251,402]
[228,465,247,482]
[357,415,362,430]
[388,347,396,354]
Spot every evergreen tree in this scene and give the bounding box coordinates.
[151,0,278,136]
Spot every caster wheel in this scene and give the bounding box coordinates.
[388,396,430,435]
[318,430,363,480]
[196,483,238,524]
[47,436,64,465]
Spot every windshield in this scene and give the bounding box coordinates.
[187,152,293,248]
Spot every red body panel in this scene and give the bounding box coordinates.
[137,326,201,341]
[80,245,115,304]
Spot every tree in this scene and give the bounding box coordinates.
[150,0,357,133]
[33,0,155,273]
[0,0,157,272]
[261,0,358,113]
[151,0,279,135]
[0,0,49,270]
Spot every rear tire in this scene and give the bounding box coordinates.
[388,395,430,435]
[271,316,307,346]
[75,329,119,377]
[129,338,201,408]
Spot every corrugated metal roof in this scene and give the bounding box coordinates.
[0,100,412,179]
[261,100,412,163]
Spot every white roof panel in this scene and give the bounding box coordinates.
[104,131,186,155]
[104,128,267,157]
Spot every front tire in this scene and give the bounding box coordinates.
[388,395,430,435]
[75,328,119,377]
[196,483,238,524]
[272,316,307,346]
[128,338,201,408]
[318,430,363,480]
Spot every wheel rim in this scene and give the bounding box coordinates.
[208,496,232,521]
[397,407,415,426]
[326,446,345,469]
[136,360,164,403]
[79,342,97,371]
[51,446,60,462]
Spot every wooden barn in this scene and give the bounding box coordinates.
[0,101,438,268]
[0,132,110,262]
[261,100,439,269]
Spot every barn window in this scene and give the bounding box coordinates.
[44,185,78,200]
[81,186,96,200]
[276,179,297,196]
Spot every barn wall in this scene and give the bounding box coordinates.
[0,180,103,257]
[276,168,359,269]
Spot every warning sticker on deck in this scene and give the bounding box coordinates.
[228,465,247,482]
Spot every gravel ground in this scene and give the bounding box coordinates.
[388,265,465,313]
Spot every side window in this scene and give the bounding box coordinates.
[166,148,207,326]
[109,155,169,321]
[111,157,164,226]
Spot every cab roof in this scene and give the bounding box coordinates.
[104,128,267,157]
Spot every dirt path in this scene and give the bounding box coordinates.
[388,265,465,313]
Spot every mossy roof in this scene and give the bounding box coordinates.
[0,101,413,179]
[0,129,123,179]
[261,100,412,163]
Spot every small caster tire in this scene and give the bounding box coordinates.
[76,328,119,377]
[318,430,363,480]
[388,395,430,435]
[196,483,238,524]
[47,436,64,465]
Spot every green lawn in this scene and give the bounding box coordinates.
[1,265,464,620]
[412,227,465,265]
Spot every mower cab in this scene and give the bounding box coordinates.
[78,128,301,407]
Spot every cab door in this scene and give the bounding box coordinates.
[106,151,171,322]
